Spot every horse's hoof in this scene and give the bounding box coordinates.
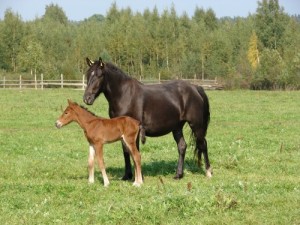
[206,167,213,178]
[121,173,133,181]
[173,174,183,180]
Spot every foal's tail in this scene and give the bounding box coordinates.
[139,125,146,144]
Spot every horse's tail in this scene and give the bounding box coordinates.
[139,125,146,144]
[194,85,210,166]
[197,85,210,136]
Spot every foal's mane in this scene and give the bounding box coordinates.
[72,101,97,117]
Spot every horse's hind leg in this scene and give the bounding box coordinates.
[189,123,212,177]
[121,143,133,180]
[192,127,212,178]
[172,128,187,179]
[199,138,212,177]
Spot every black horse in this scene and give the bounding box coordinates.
[83,57,212,180]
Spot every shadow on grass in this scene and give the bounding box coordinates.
[106,158,206,179]
[66,159,206,183]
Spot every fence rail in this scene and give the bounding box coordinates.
[0,74,223,90]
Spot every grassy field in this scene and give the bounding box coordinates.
[0,89,299,224]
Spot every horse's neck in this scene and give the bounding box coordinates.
[103,68,131,101]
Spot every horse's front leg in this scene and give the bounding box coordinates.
[121,142,133,180]
[88,145,95,183]
[173,129,187,179]
[95,143,109,187]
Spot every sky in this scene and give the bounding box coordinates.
[0,0,299,21]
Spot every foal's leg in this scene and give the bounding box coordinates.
[131,146,143,187]
[172,129,187,179]
[123,136,143,186]
[88,145,95,183]
[95,143,110,186]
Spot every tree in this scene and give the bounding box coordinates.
[1,9,25,72]
[247,31,260,70]
[43,3,68,25]
[255,0,289,50]
[17,38,45,74]
[251,49,285,89]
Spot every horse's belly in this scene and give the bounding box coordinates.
[144,118,181,137]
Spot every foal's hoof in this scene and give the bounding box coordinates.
[133,182,142,187]
[121,173,133,181]
[173,174,183,180]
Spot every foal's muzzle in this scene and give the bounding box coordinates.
[55,121,63,129]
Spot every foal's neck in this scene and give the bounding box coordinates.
[73,105,99,130]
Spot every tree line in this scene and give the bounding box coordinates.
[0,0,299,89]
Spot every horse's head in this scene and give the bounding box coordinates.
[55,99,77,128]
[83,57,105,105]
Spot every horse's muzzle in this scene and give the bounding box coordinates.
[83,96,94,105]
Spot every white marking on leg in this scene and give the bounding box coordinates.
[88,145,95,183]
[206,167,213,178]
[101,168,109,187]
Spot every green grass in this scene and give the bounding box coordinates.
[0,89,299,224]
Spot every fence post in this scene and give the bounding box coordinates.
[19,75,22,89]
[41,74,44,90]
[158,72,161,84]
[61,74,63,88]
[3,76,5,88]
[82,74,85,90]
[34,74,37,89]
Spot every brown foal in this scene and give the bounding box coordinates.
[55,99,144,187]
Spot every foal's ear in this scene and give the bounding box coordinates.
[99,57,104,69]
[67,99,73,105]
[86,57,94,67]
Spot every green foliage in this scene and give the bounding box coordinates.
[255,0,289,50]
[0,90,299,224]
[0,2,299,89]
[0,9,25,71]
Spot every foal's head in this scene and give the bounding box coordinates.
[55,99,77,128]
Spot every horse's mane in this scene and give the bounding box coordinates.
[104,61,143,85]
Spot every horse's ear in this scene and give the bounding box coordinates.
[86,57,94,67]
[99,57,104,69]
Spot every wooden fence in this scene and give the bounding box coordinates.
[0,74,223,90]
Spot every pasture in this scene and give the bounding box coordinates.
[0,89,299,224]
